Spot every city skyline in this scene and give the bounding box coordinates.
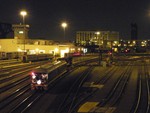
[0,0,150,41]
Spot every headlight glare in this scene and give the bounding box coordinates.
[37,80,42,85]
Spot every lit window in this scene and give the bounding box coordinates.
[19,31,24,34]
[114,41,117,44]
[55,48,59,53]
[133,41,136,44]
[17,48,22,52]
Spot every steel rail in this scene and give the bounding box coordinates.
[0,61,51,81]
[0,62,59,92]
[67,65,119,113]
[0,76,29,93]
[129,62,149,113]
[1,58,98,113]
[0,85,30,110]
[56,66,94,113]
[95,61,134,108]
[145,63,150,113]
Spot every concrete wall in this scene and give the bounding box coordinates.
[0,39,18,52]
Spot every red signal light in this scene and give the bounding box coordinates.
[31,72,35,76]
[108,52,112,55]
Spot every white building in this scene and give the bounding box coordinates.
[0,24,76,58]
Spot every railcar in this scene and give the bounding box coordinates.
[21,54,54,63]
[65,52,82,57]
[30,67,48,90]
[0,52,21,60]
[0,52,7,60]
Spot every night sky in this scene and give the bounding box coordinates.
[0,0,150,41]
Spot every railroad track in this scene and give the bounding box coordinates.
[55,66,94,113]
[0,60,50,73]
[0,61,52,92]
[0,84,30,110]
[62,65,118,113]
[84,61,134,113]
[0,58,97,113]
[0,59,22,66]
[0,61,65,113]
[130,62,150,113]
[19,60,98,113]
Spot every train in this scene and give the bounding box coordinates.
[21,54,54,63]
[0,52,54,62]
[0,52,22,60]
[30,67,48,90]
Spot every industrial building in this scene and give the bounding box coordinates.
[0,24,76,59]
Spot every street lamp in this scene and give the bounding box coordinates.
[61,22,67,41]
[96,32,101,65]
[20,10,27,24]
[20,10,27,54]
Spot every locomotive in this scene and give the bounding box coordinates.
[30,67,48,90]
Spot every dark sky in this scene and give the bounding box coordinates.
[0,0,150,41]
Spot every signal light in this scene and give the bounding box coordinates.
[31,72,35,76]
[108,52,112,55]
[31,72,36,79]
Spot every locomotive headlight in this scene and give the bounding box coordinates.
[37,80,42,85]
[32,75,36,79]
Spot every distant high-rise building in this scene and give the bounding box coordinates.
[131,23,138,40]
[76,31,119,48]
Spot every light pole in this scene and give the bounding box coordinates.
[20,11,27,24]
[20,10,27,54]
[61,22,67,41]
[96,32,101,65]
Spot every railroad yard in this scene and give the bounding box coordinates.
[0,55,150,113]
